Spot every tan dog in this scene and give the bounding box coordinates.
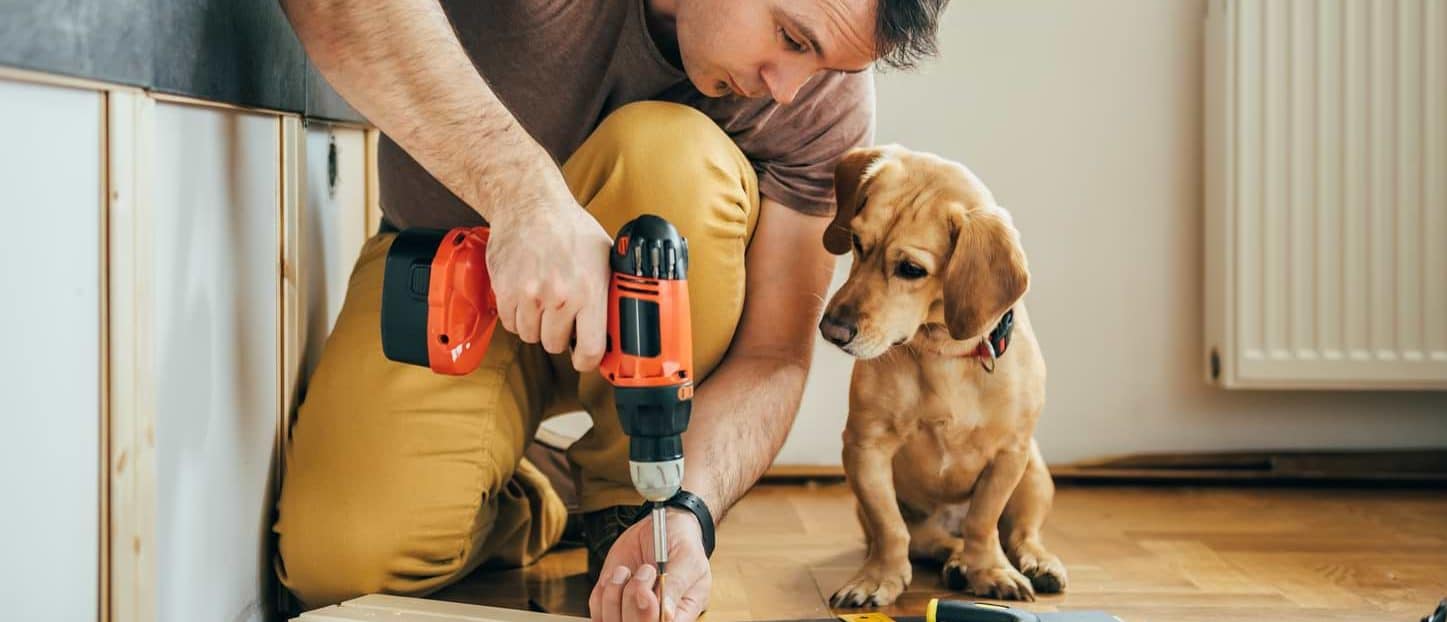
[818,145,1066,606]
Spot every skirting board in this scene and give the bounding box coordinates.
[765,449,1447,484]
[295,594,585,622]
[1050,448,1447,484]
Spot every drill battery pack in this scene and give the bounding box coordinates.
[379,226,498,375]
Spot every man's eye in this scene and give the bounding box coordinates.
[779,27,806,53]
[896,261,928,280]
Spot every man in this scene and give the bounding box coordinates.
[272,1,947,621]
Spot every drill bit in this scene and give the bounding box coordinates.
[652,504,668,622]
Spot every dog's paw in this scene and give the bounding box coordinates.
[829,560,912,608]
[1015,552,1067,594]
[967,566,1036,602]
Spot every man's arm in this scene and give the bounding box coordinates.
[280,0,613,370]
[279,0,564,220]
[680,198,838,520]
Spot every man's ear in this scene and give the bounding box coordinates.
[823,147,887,255]
[943,207,1030,340]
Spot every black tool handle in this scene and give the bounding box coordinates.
[930,599,1039,622]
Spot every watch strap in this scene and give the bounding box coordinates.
[631,489,716,558]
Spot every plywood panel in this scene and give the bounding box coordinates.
[151,101,280,622]
[0,75,103,622]
[301,124,369,381]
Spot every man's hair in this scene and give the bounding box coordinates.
[874,0,950,70]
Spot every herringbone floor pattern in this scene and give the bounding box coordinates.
[433,482,1447,622]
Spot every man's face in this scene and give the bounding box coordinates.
[674,0,878,104]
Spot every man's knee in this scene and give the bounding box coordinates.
[589,101,742,174]
[277,511,414,608]
[277,496,493,608]
[570,102,758,231]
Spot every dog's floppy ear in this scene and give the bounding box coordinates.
[943,207,1030,340]
[823,147,887,255]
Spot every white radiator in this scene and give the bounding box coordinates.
[1204,0,1447,389]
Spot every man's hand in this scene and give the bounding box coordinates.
[279,2,607,345]
[487,195,613,371]
[589,509,711,622]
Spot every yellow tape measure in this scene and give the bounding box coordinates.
[837,614,898,622]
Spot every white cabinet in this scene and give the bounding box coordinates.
[151,102,281,622]
[0,66,378,622]
[0,77,103,622]
[300,124,369,380]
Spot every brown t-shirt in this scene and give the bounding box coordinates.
[378,0,876,229]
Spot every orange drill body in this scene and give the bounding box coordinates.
[600,273,693,391]
[380,215,695,476]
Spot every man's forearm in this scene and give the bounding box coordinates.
[676,200,837,524]
[681,353,811,523]
[279,0,568,222]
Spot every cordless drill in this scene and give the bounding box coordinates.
[378,214,693,601]
[597,215,693,598]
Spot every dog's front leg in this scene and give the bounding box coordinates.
[953,447,1036,601]
[830,428,911,607]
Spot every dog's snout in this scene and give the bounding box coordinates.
[819,309,858,346]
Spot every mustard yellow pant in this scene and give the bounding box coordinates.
[273,102,760,608]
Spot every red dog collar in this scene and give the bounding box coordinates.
[967,309,1015,373]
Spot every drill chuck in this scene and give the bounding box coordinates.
[630,457,684,503]
[615,383,690,501]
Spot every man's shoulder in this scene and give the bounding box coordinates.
[653,70,876,215]
[664,70,875,146]
[440,0,618,36]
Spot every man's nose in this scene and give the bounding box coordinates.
[819,307,858,347]
[762,60,812,104]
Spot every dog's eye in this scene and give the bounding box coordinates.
[851,233,863,253]
[896,261,928,280]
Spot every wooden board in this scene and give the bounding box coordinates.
[296,594,587,622]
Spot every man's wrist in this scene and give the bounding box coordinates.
[635,489,716,557]
[664,489,716,557]
[474,160,573,228]
[680,478,724,527]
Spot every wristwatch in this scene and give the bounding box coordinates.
[633,489,716,558]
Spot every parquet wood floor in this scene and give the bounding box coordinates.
[431,482,1447,622]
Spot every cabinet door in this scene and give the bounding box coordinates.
[0,77,102,622]
[301,124,369,380]
[151,102,279,622]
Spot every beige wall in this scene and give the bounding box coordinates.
[777,0,1447,466]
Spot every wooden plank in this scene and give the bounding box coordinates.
[280,115,304,484]
[278,114,305,617]
[345,594,588,622]
[105,89,157,622]
[296,605,477,621]
[296,595,587,622]
[98,86,110,622]
[364,129,382,235]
